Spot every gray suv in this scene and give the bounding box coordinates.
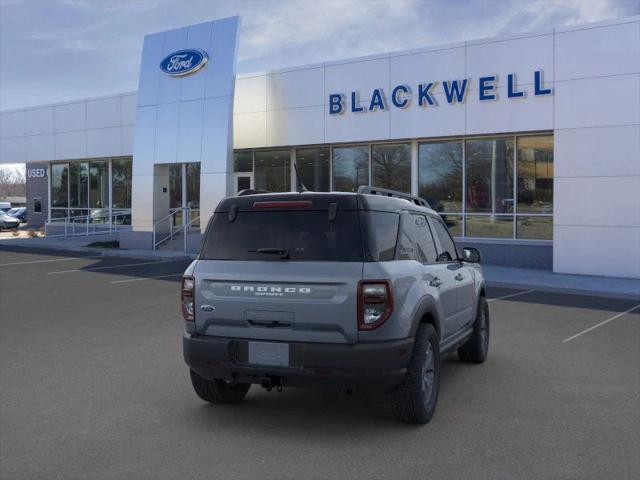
[182,187,489,424]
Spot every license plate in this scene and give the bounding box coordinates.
[248,341,289,367]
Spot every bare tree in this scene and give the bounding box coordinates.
[0,166,26,199]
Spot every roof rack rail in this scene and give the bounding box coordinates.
[357,186,431,208]
[237,189,271,196]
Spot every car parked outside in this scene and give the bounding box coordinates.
[6,207,27,223]
[0,211,21,230]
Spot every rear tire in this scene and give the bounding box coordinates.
[189,370,251,404]
[458,296,490,363]
[389,323,441,424]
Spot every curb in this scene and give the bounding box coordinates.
[486,281,640,301]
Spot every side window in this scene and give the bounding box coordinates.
[429,217,458,262]
[395,213,438,263]
[364,211,399,261]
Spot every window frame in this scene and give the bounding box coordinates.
[428,215,460,263]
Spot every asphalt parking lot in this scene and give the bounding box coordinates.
[0,247,638,480]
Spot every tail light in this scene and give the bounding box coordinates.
[181,276,195,321]
[358,280,393,330]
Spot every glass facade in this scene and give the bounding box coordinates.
[234,133,552,241]
[50,157,132,223]
[372,143,411,192]
[254,150,290,192]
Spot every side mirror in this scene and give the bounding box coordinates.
[462,247,481,264]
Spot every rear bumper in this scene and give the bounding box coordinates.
[183,332,414,392]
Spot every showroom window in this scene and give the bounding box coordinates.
[332,146,369,192]
[254,150,290,192]
[296,148,330,191]
[372,143,411,193]
[233,133,552,241]
[111,157,132,209]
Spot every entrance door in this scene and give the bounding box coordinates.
[233,173,253,194]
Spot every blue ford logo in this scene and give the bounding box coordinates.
[159,49,209,77]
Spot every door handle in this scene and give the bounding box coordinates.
[429,277,442,287]
[455,273,465,281]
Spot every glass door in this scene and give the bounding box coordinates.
[233,172,253,194]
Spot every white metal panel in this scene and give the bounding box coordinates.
[87,127,122,157]
[466,86,554,134]
[199,171,227,226]
[0,137,25,163]
[267,106,324,146]
[553,225,640,278]
[0,110,25,138]
[555,125,640,177]
[324,57,390,101]
[233,111,267,148]
[26,134,55,162]
[201,95,233,173]
[86,96,121,129]
[131,174,155,230]
[555,176,640,227]
[234,75,267,114]
[120,94,137,126]
[389,45,466,87]
[121,125,135,155]
[158,28,188,104]
[54,101,86,133]
[389,91,465,138]
[25,107,54,136]
[267,67,324,110]
[325,105,390,144]
[555,74,640,129]
[181,22,212,102]
[136,33,165,107]
[132,106,156,176]
[205,16,240,99]
[177,99,204,163]
[466,33,554,88]
[555,21,640,81]
[154,102,179,164]
[54,130,86,160]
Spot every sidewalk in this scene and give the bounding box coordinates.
[483,265,640,300]
[0,235,196,261]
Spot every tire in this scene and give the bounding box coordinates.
[389,323,441,424]
[458,296,490,363]
[189,370,251,404]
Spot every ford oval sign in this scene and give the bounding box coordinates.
[159,49,209,77]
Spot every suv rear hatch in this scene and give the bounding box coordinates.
[193,194,364,344]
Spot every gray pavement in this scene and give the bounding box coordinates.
[0,247,638,480]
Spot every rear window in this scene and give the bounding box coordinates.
[201,210,364,262]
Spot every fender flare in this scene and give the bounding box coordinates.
[409,295,443,338]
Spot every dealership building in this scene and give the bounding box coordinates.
[0,15,638,278]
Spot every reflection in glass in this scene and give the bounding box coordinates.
[234,151,253,172]
[440,214,462,237]
[465,215,514,238]
[169,164,182,209]
[418,141,463,213]
[332,146,369,192]
[69,162,89,208]
[254,150,290,192]
[517,136,553,214]
[296,148,330,191]
[465,138,514,213]
[112,157,132,209]
[89,161,108,208]
[372,144,411,193]
[187,163,201,228]
[517,216,552,240]
[51,163,69,208]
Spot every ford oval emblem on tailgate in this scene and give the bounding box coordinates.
[200,305,215,312]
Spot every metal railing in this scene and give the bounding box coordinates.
[152,207,200,252]
[45,211,132,238]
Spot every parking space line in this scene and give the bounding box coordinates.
[48,260,167,275]
[562,303,640,343]
[0,256,101,267]
[487,289,535,303]
[110,273,183,284]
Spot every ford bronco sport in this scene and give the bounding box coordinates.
[182,187,489,424]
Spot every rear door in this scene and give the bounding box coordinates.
[194,202,364,344]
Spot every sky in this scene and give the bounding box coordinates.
[1,0,639,112]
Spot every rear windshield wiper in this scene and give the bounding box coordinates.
[248,247,290,260]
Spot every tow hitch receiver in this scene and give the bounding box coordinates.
[260,376,284,392]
